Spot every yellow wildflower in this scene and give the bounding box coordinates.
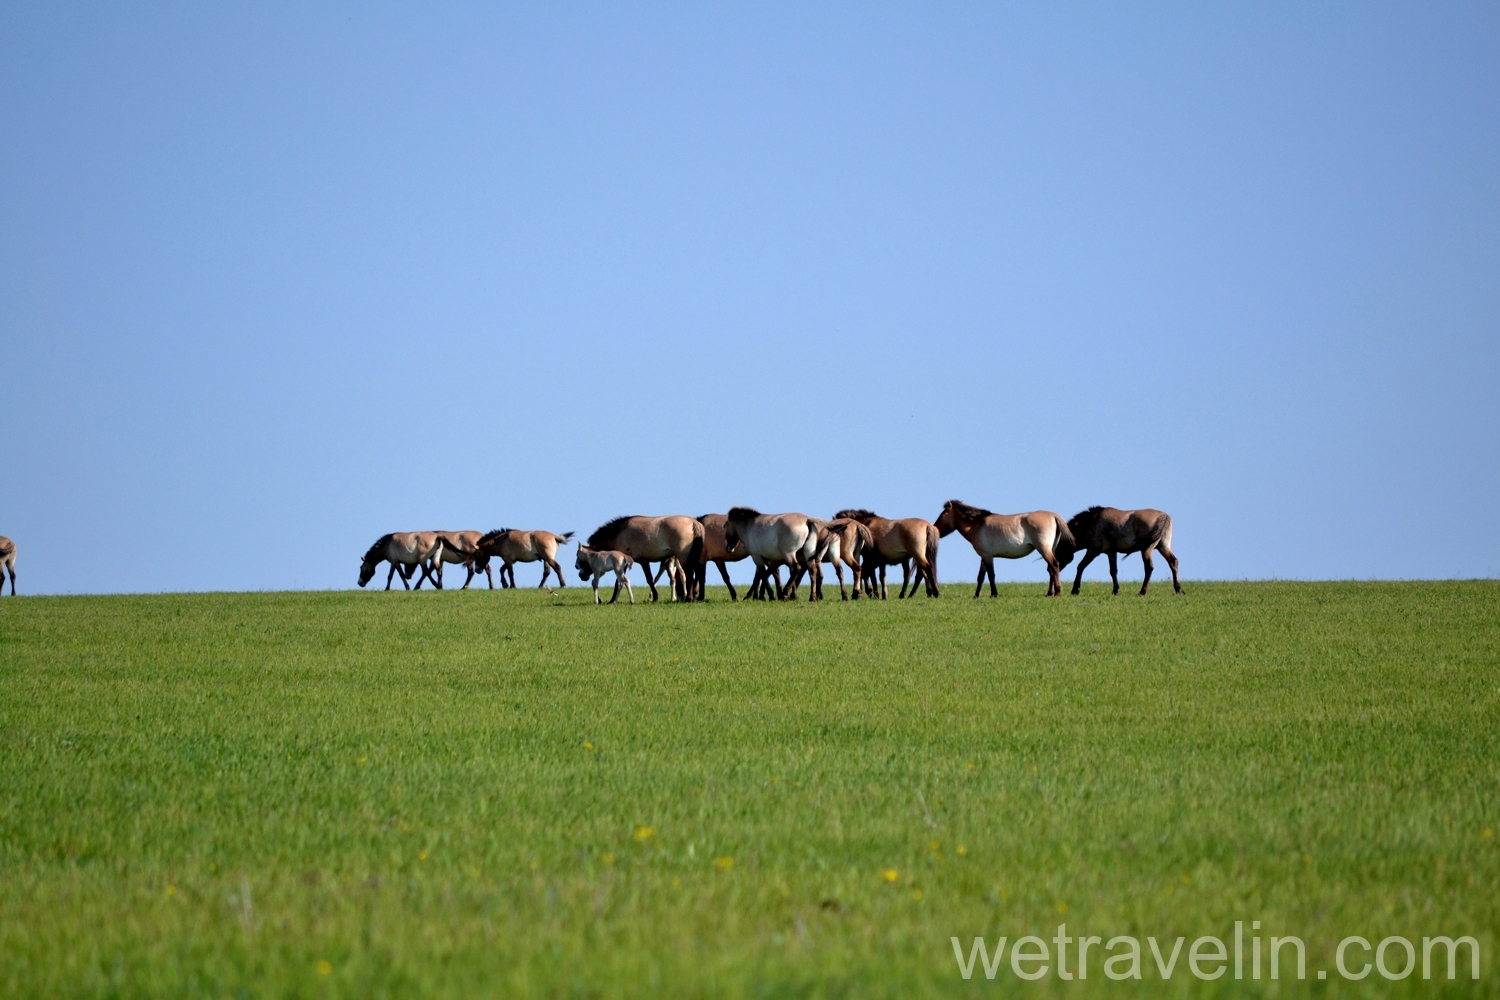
[634,826,655,843]
[316,959,332,976]
[715,856,734,870]
[881,868,898,882]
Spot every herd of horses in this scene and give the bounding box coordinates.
[357,503,1183,604]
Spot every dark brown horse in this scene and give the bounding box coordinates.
[1065,506,1182,596]
[691,513,750,601]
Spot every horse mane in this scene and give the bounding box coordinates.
[1069,507,1104,529]
[944,499,992,523]
[362,533,394,562]
[834,508,876,523]
[588,515,637,549]
[726,506,761,522]
[478,528,513,546]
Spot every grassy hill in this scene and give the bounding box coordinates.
[1,582,1497,997]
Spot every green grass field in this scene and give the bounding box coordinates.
[1,581,1497,998]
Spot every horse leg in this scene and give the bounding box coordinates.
[549,558,566,589]
[974,560,987,598]
[1070,550,1098,595]
[1044,552,1062,597]
[1139,547,1155,596]
[1108,552,1119,595]
[385,562,397,591]
[621,571,635,605]
[462,563,475,589]
[484,563,495,589]
[641,560,661,603]
[593,579,602,604]
[1158,541,1183,594]
[712,559,737,601]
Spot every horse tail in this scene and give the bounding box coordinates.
[925,524,940,588]
[685,525,705,567]
[556,531,576,544]
[1147,512,1172,549]
[1053,513,1078,568]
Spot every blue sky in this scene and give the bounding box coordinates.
[3,3,1497,593]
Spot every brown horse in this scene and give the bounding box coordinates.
[692,513,750,601]
[432,531,493,589]
[586,516,704,602]
[834,509,940,598]
[1065,506,1182,596]
[935,500,1075,597]
[472,529,573,592]
[358,532,445,590]
[0,536,14,595]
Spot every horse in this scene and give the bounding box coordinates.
[935,500,1076,597]
[358,532,445,590]
[691,513,751,601]
[472,529,574,592]
[815,517,873,600]
[586,516,704,602]
[834,509,941,598]
[721,508,821,601]
[0,536,14,595]
[431,531,493,589]
[574,546,636,604]
[1066,506,1182,596]
[778,517,871,600]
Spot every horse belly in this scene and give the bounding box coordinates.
[980,524,1034,560]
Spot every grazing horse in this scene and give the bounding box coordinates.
[1066,506,1182,596]
[586,516,704,602]
[935,500,1076,597]
[432,531,493,589]
[574,546,636,604]
[0,536,14,595]
[721,508,821,601]
[691,513,751,601]
[473,529,573,592]
[834,509,941,598]
[358,532,444,590]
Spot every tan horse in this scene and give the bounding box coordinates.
[358,532,445,590]
[834,509,940,598]
[935,500,1076,597]
[1066,506,1182,596]
[574,546,635,604]
[473,529,574,592]
[815,517,873,600]
[586,516,704,602]
[779,517,873,600]
[689,513,750,601]
[0,536,14,595]
[431,531,493,589]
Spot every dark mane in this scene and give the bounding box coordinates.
[478,528,513,546]
[944,499,993,523]
[1068,506,1105,530]
[588,515,638,549]
[725,506,761,522]
[362,533,394,563]
[834,508,877,522]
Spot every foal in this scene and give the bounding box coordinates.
[0,536,14,595]
[575,546,636,604]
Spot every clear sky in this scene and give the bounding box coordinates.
[3,4,1498,594]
